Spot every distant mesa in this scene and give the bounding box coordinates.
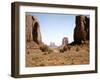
[73,15,89,44]
[49,42,57,48]
[26,15,42,45]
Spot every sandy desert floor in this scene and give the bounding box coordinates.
[26,43,89,67]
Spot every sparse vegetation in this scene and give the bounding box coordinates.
[59,45,68,53]
[67,45,71,50]
[76,47,80,51]
[40,63,45,66]
[27,51,30,54]
[32,57,39,60]
[63,46,68,51]
[40,45,53,54]
[59,49,64,53]
[40,45,49,52]
[48,49,53,54]
[43,52,48,55]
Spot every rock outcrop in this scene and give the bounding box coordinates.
[62,37,68,46]
[26,15,42,44]
[74,15,89,43]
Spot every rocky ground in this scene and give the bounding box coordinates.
[26,43,89,67]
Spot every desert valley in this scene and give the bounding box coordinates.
[26,14,89,67]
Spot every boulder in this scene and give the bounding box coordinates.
[26,15,42,44]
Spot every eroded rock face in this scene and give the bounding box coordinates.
[26,15,42,44]
[62,37,68,46]
[74,15,89,43]
[85,17,89,40]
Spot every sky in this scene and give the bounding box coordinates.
[26,12,77,46]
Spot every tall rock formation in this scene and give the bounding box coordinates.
[26,15,42,44]
[62,37,68,46]
[74,15,89,43]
